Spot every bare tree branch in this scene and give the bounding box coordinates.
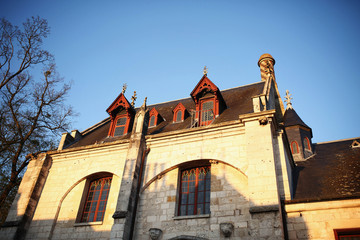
[0,17,74,221]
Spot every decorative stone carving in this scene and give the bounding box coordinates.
[149,228,162,240]
[259,116,268,125]
[209,160,218,164]
[220,222,234,237]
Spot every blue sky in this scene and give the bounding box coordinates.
[1,0,359,143]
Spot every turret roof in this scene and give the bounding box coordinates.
[283,108,310,129]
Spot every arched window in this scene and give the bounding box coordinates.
[303,137,311,150]
[149,115,156,127]
[173,103,186,123]
[80,176,112,222]
[291,141,299,154]
[178,166,210,216]
[148,107,160,128]
[176,110,183,122]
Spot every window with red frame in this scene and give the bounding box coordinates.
[303,137,311,150]
[114,116,127,136]
[179,166,210,216]
[81,177,112,222]
[175,110,183,122]
[291,141,299,154]
[149,115,156,127]
[334,228,360,240]
[200,100,214,126]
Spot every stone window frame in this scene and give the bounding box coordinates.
[291,141,299,154]
[177,165,211,217]
[334,228,360,239]
[76,173,113,224]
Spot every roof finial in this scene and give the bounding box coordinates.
[131,91,137,107]
[122,83,127,94]
[141,97,147,111]
[203,66,208,75]
[284,90,293,109]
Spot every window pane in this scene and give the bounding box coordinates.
[187,205,194,215]
[149,115,155,127]
[201,101,214,124]
[114,126,125,136]
[116,117,127,126]
[176,110,182,122]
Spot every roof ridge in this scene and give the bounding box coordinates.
[146,81,264,108]
[315,136,360,145]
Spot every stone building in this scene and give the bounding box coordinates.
[1,54,359,240]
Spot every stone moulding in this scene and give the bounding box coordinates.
[168,235,209,240]
[249,204,279,213]
[1,220,20,228]
[112,210,127,219]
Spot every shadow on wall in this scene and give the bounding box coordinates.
[0,171,120,240]
[132,160,288,240]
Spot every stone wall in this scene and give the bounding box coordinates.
[24,143,128,240]
[285,199,360,239]
[134,163,282,239]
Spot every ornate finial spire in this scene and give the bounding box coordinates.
[141,97,147,111]
[122,83,127,94]
[203,66,208,75]
[284,90,293,109]
[131,91,137,107]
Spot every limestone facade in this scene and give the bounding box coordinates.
[1,53,359,240]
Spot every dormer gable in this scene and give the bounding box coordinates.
[106,93,133,114]
[106,93,135,137]
[190,74,226,126]
[173,103,187,123]
[149,107,162,128]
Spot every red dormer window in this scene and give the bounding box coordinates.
[149,108,160,128]
[173,103,186,123]
[106,93,134,137]
[190,75,226,126]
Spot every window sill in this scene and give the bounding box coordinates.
[74,221,103,227]
[173,214,210,220]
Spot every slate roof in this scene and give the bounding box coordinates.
[283,108,310,129]
[68,81,265,149]
[292,138,360,202]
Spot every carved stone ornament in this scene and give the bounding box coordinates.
[220,222,234,237]
[149,228,162,240]
[259,116,268,125]
[209,160,218,164]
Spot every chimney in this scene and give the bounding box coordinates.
[258,53,275,82]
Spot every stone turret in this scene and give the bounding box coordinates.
[283,90,313,161]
